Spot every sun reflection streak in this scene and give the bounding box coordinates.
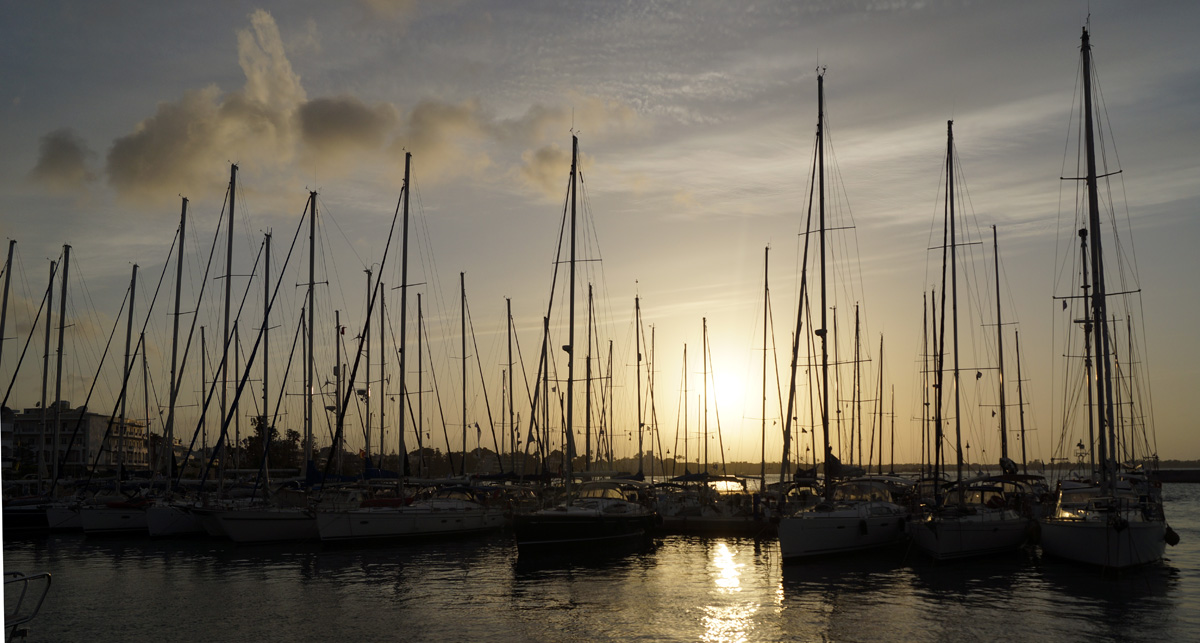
[701,542,759,643]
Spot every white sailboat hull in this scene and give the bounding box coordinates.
[45,505,82,531]
[1039,515,1165,569]
[778,501,907,560]
[146,504,205,537]
[910,510,1030,560]
[80,506,148,535]
[215,508,319,543]
[317,501,504,542]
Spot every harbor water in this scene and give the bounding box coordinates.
[4,483,1198,642]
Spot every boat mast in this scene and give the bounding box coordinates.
[878,333,888,475]
[948,120,964,495]
[0,239,14,371]
[165,199,186,477]
[1081,27,1118,490]
[853,305,861,469]
[378,284,384,470]
[398,151,411,477]
[702,316,708,473]
[993,226,1008,461]
[682,344,688,472]
[817,71,833,501]
[563,134,579,496]
[1015,329,1028,474]
[460,272,467,475]
[417,293,424,476]
[117,264,137,494]
[52,247,70,485]
[335,310,342,473]
[221,164,236,493]
[261,232,270,491]
[364,268,371,464]
[635,296,643,477]
[306,191,316,470]
[38,259,55,487]
[507,297,514,473]
[586,285,594,472]
[761,246,768,491]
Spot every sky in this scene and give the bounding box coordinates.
[1,0,1198,471]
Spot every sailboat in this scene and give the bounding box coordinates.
[1037,27,1174,568]
[777,70,908,561]
[512,135,658,550]
[316,153,504,544]
[907,122,1032,560]
[80,264,153,536]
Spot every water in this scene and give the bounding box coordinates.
[5,484,1198,642]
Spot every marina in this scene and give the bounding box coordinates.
[4,483,1199,642]
[4,3,1200,640]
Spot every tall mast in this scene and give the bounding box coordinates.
[993,226,1008,461]
[948,120,964,493]
[221,164,236,492]
[1015,329,1028,474]
[702,317,708,473]
[335,310,342,473]
[378,285,385,469]
[364,268,372,463]
[52,246,70,484]
[398,152,412,475]
[0,239,14,370]
[417,293,424,476]
[117,264,137,494]
[682,344,688,471]
[38,259,55,486]
[507,297,514,473]
[876,333,884,475]
[761,246,768,490]
[460,272,467,476]
[306,191,316,468]
[201,326,207,459]
[165,199,186,476]
[261,232,270,488]
[1081,27,1117,489]
[853,304,860,468]
[563,134,579,494]
[586,285,593,472]
[817,71,833,500]
[635,296,643,477]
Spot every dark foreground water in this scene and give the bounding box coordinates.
[5,484,1199,642]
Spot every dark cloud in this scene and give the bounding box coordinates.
[298,96,399,164]
[29,128,96,192]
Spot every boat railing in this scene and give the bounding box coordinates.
[4,571,51,642]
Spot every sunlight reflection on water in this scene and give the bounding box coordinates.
[2,485,1197,642]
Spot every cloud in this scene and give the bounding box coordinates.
[89,10,640,206]
[105,10,305,207]
[298,96,399,167]
[29,128,97,192]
